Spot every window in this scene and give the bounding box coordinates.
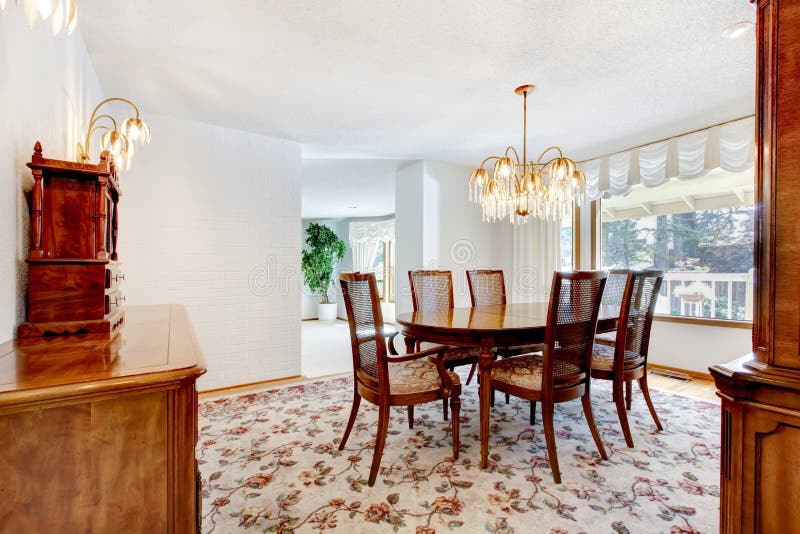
[371,239,395,303]
[599,168,754,321]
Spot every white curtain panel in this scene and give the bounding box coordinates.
[349,220,395,273]
[579,116,755,201]
[511,217,561,303]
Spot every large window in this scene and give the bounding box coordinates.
[599,169,754,321]
[371,239,395,303]
[560,208,574,271]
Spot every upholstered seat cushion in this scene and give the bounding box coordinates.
[419,342,479,363]
[490,354,585,391]
[591,343,645,372]
[388,359,460,395]
[594,331,617,347]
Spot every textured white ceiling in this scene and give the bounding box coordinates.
[301,159,399,219]
[79,0,755,166]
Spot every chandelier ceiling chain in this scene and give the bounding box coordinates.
[468,85,587,224]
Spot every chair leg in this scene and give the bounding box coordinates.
[339,393,361,450]
[442,398,449,421]
[625,380,633,411]
[407,405,414,429]
[465,362,477,385]
[638,373,663,431]
[581,393,608,460]
[491,389,495,407]
[505,393,510,404]
[368,402,390,487]
[613,380,634,448]
[529,401,536,426]
[450,394,461,460]
[541,402,561,484]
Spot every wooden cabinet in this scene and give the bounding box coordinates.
[18,142,125,338]
[709,1,800,532]
[0,305,206,533]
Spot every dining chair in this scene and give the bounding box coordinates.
[467,269,544,423]
[408,270,480,420]
[488,270,608,483]
[594,269,632,347]
[590,270,664,448]
[339,272,461,487]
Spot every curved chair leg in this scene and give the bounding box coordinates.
[505,393,510,404]
[339,393,361,450]
[368,402,390,487]
[442,398,448,421]
[407,405,414,429]
[465,362,477,385]
[638,373,663,431]
[582,393,608,460]
[529,401,536,426]
[450,394,461,459]
[541,402,561,484]
[625,380,633,411]
[613,381,634,447]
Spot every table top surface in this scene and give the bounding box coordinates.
[396,302,620,334]
[0,304,206,400]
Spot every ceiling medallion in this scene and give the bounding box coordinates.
[468,85,586,224]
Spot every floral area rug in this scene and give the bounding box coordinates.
[198,372,720,534]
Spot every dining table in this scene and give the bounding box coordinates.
[395,302,620,469]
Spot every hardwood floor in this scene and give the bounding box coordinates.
[201,371,719,403]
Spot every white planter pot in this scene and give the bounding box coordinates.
[317,302,338,322]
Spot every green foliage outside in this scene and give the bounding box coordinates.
[301,223,346,304]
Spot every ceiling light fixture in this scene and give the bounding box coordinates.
[0,0,78,36]
[468,85,586,223]
[77,97,151,171]
[721,21,754,39]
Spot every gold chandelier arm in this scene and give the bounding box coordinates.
[534,146,564,168]
[479,155,500,168]
[83,114,119,161]
[504,146,521,165]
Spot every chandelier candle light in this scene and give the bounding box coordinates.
[469,85,586,223]
[0,0,78,36]
[77,97,151,171]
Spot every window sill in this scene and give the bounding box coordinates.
[653,314,753,329]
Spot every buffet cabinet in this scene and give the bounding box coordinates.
[709,0,800,532]
[18,142,125,338]
[0,305,206,533]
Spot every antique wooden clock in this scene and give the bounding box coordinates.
[18,142,125,337]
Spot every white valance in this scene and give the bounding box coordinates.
[349,220,395,244]
[580,116,755,200]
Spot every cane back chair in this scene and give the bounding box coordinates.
[338,272,461,486]
[594,270,633,347]
[488,271,609,483]
[408,270,480,420]
[467,269,544,423]
[591,270,664,447]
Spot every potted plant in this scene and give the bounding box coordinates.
[302,223,346,322]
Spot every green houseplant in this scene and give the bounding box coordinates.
[301,223,346,321]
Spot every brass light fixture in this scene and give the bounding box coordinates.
[0,0,78,36]
[468,85,586,223]
[77,98,151,171]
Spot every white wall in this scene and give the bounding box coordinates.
[394,160,513,314]
[0,14,105,342]
[120,113,302,390]
[649,321,751,374]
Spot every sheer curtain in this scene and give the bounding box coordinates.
[511,218,561,303]
[349,220,394,273]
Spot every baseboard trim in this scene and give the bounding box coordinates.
[649,363,712,381]
[199,375,303,397]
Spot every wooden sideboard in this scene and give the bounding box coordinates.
[709,0,800,532]
[0,305,206,533]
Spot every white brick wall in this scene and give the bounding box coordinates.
[120,113,303,390]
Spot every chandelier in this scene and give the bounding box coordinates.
[468,85,586,223]
[0,0,78,36]
[77,97,151,171]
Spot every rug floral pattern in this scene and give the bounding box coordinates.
[198,373,720,533]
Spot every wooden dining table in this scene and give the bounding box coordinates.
[396,302,619,469]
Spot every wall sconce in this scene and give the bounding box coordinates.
[0,0,78,36]
[77,97,151,171]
